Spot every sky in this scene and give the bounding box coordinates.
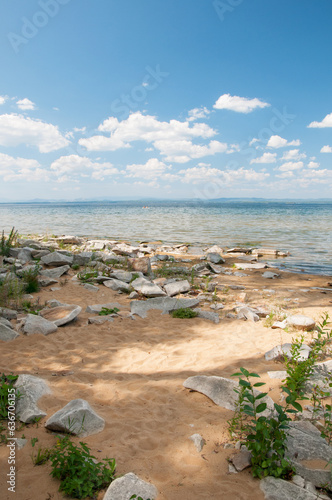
[0,0,332,201]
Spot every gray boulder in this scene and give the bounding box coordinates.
[39,304,81,326]
[262,271,280,279]
[103,472,158,500]
[15,374,51,423]
[73,252,94,266]
[183,375,274,416]
[109,270,133,283]
[17,247,33,264]
[38,276,58,287]
[192,308,220,324]
[131,297,200,318]
[40,265,70,279]
[131,277,166,297]
[41,252,73,267]
[103,278,131,293]
[0,308,18,320]
[236,306,260,322]
[164,279,190,297]
[23,314,58,336]
[45,399,105,437]
[207,253,225,264]
[265,343,311,362]
[0,323,19,341]
[260,476,323,500]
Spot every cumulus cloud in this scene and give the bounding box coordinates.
[0,114,70,153]
[79,111,227,163]
[16,98,36,111]
[250,152,277,164]
[126,158,170,179]
[213,94,270,113]
[308,113,332,128]
[50,154,118,180]
[267,135,301,149]
[281,149,306,161]
[0,152,48,182]
[321,145,332,153]
[308,161,320,169]
[279,161,304,171]
[0,96,7,105]
[187,107,210,121]
[178,166,269,184]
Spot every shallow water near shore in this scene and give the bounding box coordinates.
[1,200,332,275]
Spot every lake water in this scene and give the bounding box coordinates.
[1,201,332,276]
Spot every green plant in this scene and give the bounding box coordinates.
[130,273,140,282]
[31,445,52,466]
[21,265,41,294]
[0,373,19,420]
[130,495,153,500]
[50,436,116,499]
[311,378,332,444]
[31,437,38,447]
[71,264,80,271]
[171,308,198,319]
[77,268,99,283]
[0,227,18,257]
[21,299,43,315]
[98,307,120,316]
[0,274,25,308]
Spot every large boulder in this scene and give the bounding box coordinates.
[260,476,324,500]
[103,472,158,500]
[45,399,105,437]
[131,297,200,318]
[40,265,70,279]
[23,314,58,336]
[265,343,311,362]
[109,270,133,283]
[39,304,81,326]
[0,323,19,341]
[41,252,73,267]
[206,253,225,264]
[128,257,152,275]
[103,278,131,293]
[15,374,51,423]
[164,280,190,297]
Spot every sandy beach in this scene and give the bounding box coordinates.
[1,238,332,500]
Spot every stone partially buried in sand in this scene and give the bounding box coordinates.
[130,296,200,318]
[0,323,20,341]
[45,399,105,437]
[15,374,51,423]
[23,314,58,336]
[103,472,158,500]
[40,304,81,326]
[286,314,316,331]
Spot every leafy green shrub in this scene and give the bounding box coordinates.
[71,264,80,271]
[50,437,116,499]
[0,373,18,420]
[98,307,120,316]
[77,269,99,283]
[130,495,153,500]
[0,227,18,257]
[0,275,24,308]
[21,265,40,294]
[171,308,198,319]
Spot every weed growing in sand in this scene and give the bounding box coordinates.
[21,265,41,294]
[50,436,116,499]
[77,268,99,283]
[311,380,332,444]
[99,307,119,316]
[0,373,20,444]
[0,274,25,308]
[31,445,52,466]
[155,265,188,279]
[130,496,153,500]
[171,308,198,319]
[0,227,18,257]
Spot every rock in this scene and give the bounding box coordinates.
[128,257,152,275]
[0,308,17,320]
[103,472,158,500]
[205,245,224,255]
[304,360,332,395]
[207,263,223,274]
[183,375,274,416]
[252,248,279,256]
[0,317,13,328]
[40,265,70,279]
[23,314,58,336]
[83,283,99,292]
[131,277,166,297]
[109,270,133,283]
[236,306,260,322]
[131,297,200,318]
[38,276,58,287]
[207,253,225,264]
[128,291,139,299]
[73,252,94,266]
[265,343,311,362]
[262,271,280,279]
[16,438,28,450]
[189,433,206,452]
[56,236,82,245]
[88,316,114,324]
[86,303,121,314]
[267,371,287,379]
[40,304,81,326]
[31,249,50,259]
[45,399,105,437]
[260,476,320,500]
[0,323,19,341]
[17,247,33,264]
[210,303,224,310]
[234,262,268,270]
[192,308,220,324]
[286,315,316,331]
[164,280,190,297]
[230,450,252,471]
[272,320,287,329]
[41,251,73,267]
[15,374,51,423]
[103,278,132,293]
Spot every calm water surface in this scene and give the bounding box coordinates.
[1,201,332,276]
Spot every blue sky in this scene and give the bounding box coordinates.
[0,0,331,200]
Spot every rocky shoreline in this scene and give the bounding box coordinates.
[1,233,332,499]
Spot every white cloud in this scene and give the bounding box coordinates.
[279,161,304,172]
[187,107,210,121]
[249,138,260,146]
[308,161,320,169]
[0,114,70,153]
[277,171,294,179]
[213,93,270,113]
[308,113,332,128]
[126,158,169,179]
[79,111,226,163]
[250,152,277,164]
[321,145,332,153]
[50,154,118,181]
[281,149,306,161]
[0,152,48,182]
[16,98,36,111]
[73,127,86,133]
[178,166,269,184]
[0,96,7,106]
[267,135,301,149]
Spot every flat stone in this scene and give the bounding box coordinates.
[193,308,220,323]
[41,251,73,267]
[207,253,225,264]
[262,271,280,279]
[164,280,190,297]
[45,399,105,437]
[265,343,311,362]
[272,320,287,329]
[286,315,316,331]
[260,476,320,500]
[40,265,70,279]
[86,303,121,314]
[103,472,158,500]
[131,277,166,297]
[236,306,260,322]
[88,316,114,324]
[205,245,224,254]
[15,438,28,450]
[23,314,58,336]
[189,433,206,452]
[234,262,268,270]
[207,263,223,274]
[230,450,252,471]
[0,323,19,341]
[15,374,51,423]
[56,236,82,245]
[39,304,81,326]
[83,283,99,292]
[210,303,224,310]
[109,270,133,283]
[17,247,34,264]
[183,375,274,416]
[131,297,200,318]
[103,278,131,293]
[0,308,18,320]
[38,276,58,287]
